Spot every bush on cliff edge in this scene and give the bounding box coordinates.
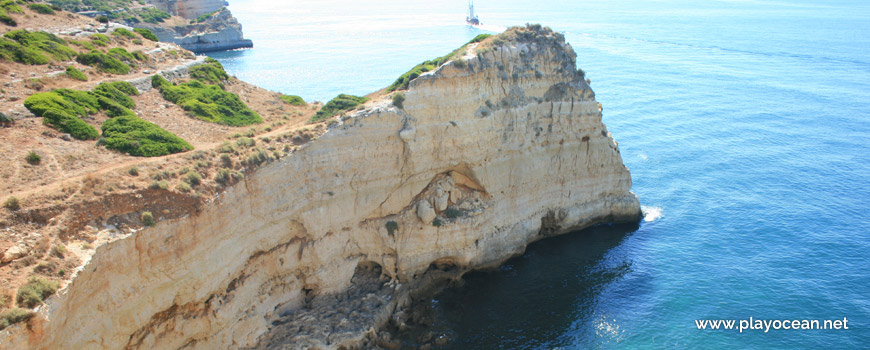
[309,94,368,123]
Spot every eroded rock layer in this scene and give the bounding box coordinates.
[2,25,640,349]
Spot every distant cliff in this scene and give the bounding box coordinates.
[140,1,252,53]
[1,25,639,349]
[149,0,224,19]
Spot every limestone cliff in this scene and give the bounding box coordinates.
[0,25,640,349]
[150,0,224,19]
[141,4,253,53]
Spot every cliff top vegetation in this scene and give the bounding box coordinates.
[0,5,320,322]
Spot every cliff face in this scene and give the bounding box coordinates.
[149,0,224,19]
[142,5,253,53]
[1,26,640,349]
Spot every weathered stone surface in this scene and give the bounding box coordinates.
[1,245,28,263]
[2,25,640,350]
[148,0,223,19]
[416,199,437,223]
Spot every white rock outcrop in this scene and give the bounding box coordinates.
[140,6,253,53]
[1,25,641,350]
[148,0,224,19]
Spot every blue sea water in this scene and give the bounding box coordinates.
[209,0,870,348]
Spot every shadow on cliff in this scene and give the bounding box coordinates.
[398,222,640,349]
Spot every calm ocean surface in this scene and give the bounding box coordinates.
[209,0,870,348]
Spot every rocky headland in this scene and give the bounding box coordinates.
[0,23,640,350]
[139,5,253,53]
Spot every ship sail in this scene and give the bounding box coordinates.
[466,0,481,25]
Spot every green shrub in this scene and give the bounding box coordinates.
[385,221,398,235]
[68,39,94,50]
[183,171,201,186]
[25,78,44,91]
[0,30,76,64]
[192,9,218,23]
[96,95,136,117]
[0,112,12,126]
[16,277,58,308]
[95,15,109,24]
[47,85,137,117]
[77,50,130,75]
[27,3,55,15]
[244,148,272,167]
[103,80,140,96]
[25,91,90,117]
[152,75,262,126]
[176,182,191,192]
[189,57,229,84]
[219,153,232,167]
[51,245,66,258]
[234,137,254,148]
[387,34,492,92]
[1,0,23,14]
[149,180,169,190]
[0,308,34,330]
[3,196,19,211]
[52,89,101,114]
[309,94,368,123]
[0,39,48,64]
[280,94,306,106]
[141,211,155,226]
[90,33,110,47]
[133,28,157,41]
[214,168,243,185]
[3,30,64,47]
[94,81,139,109]
[107,47,138,64]
[42,109,99,140]
[391,92,405,109]
[111,28,136,39]
[25,87,141,140]
[25,151,41,165]
[0,10,16,27]
[101,115,193,157]
[444,207,462,219]
[432,218,442,227]
[65,66,88,81]
[217,141,235,154]
[134,7,169,24]
[128,166,138,176]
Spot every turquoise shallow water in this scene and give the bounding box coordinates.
[210,0,870,348]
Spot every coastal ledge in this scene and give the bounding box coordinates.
[184,38,253,53]
[1,24,640,350]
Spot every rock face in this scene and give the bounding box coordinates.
[141,5,253,53]
[2,26,640,349]
[150,0,224,19]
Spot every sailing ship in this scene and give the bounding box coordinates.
[466,1,481,26]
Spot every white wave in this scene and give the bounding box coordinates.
[638,153,649,161]
[641,205,663,222]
